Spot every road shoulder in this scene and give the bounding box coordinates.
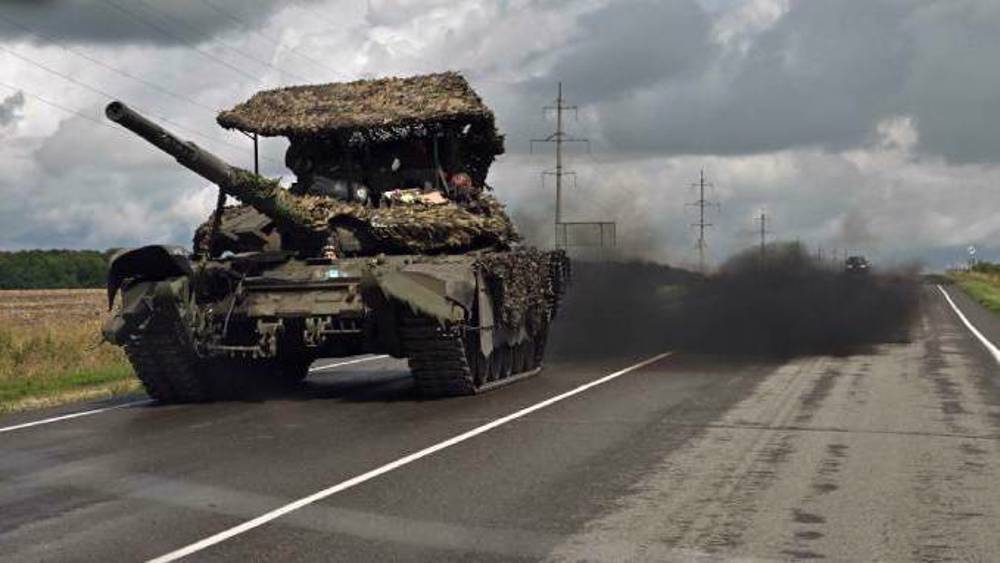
[939,283,1000,360]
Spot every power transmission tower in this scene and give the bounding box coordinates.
[756,208,771,263]
[531,82,589,244]
[688,169,720,273]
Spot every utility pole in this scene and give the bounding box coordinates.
[531,82,589,245]
[688,169,720,274]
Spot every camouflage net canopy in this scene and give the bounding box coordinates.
[217,72,504,184]
[476,249,569,331]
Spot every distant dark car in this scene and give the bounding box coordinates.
[845,255,871,274]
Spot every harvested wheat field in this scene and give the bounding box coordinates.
[0,289,137,414]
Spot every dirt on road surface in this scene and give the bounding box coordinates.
[550,286,1000,561]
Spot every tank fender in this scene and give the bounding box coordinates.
[368,268,471,324]
[106,245,192,310]
[102,276,192,345]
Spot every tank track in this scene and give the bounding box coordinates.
[123,311,209,403]
[401,315,545,397]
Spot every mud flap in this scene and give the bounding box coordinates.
[476,271,495,358]
[105,245,192,309]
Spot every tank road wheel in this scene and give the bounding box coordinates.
[402,315,549,397]
[275,357,313,384]
[124,315,209,404]
[467,344,487,387]
[496,346,513,379]
[533,323,550,368]
[486,349,502,382]
[524,337,538,370]
[402,315,478,397]
[514,340,532,373]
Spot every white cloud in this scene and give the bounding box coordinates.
[0,0,997,269]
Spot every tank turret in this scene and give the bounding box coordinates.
[105,100,518,256]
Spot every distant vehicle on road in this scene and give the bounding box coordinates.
[845,255,871,274]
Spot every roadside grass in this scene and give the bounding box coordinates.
[949,271,1000,313]
[0,290,138,414]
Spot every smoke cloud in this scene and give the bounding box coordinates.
[547,243,921,360]
[677,243,920,356]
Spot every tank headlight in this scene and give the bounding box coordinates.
[354,185,369,203]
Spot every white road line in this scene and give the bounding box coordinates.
[937,285,1000,364]
[0,399,153,434]
[307,354,391,372]
[1,355,391,435]
[148,351,675,563]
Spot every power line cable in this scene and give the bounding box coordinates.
[290,0,345,30]
[96,0,266,84]
[0,13,219,116]
[134,0,310,84]
[198,0,349,81]
[0,80,132,138]
[0,44,272,162]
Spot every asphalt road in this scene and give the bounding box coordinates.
[1,285,997,562]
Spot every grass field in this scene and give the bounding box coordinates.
[950,270,1000,313]
[0,289,138,414]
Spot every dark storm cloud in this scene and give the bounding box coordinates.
[0,91,25,127]
[521,0,1000,164]
[526,0,715,104]
[0,0,308,46]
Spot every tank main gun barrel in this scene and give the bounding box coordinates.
[106,101,235,188]
[106,101,320,240]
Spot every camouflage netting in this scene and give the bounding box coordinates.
[217,72,500,140]
[205,170,520,255]
[218,72,504,194]
[307,193,521,254]
[476,249,569,331]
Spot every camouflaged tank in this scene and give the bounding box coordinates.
[102,73,570,401]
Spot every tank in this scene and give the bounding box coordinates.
[101,73,569,402]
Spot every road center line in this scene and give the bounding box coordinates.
[308,354,390,372]
[1,355,392,435]
[937,285,1000,364]
[147,351,675,563]
[0,399,153,434]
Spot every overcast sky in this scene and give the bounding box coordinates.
[0,0,997,269]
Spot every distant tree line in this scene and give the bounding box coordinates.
[0,250,117,289]
[972,261,1000,275]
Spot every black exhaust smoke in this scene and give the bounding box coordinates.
[547,261,699,359]
[677,243,921,356]
[547,244,920,360]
